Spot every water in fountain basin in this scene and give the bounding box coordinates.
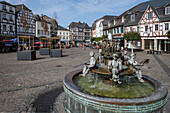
[73,73,154,98]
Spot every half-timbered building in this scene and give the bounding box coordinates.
[0,1,15,37]
[139,5,170,51]
[15,4,35,36]
[125,0,170,51]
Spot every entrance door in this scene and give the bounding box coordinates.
[161,40,165,51]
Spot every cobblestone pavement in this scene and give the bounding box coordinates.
[0,48,169,112]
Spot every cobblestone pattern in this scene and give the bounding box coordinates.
[0,49,169,112]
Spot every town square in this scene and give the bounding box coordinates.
[0,0,170,113]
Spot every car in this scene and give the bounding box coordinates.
[0,42,11,53]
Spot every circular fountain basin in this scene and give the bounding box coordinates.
[63,69,168,113]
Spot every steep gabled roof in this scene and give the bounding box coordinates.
[0,1,15,7]
[131,0,170,12]
[58,25,69,31]
[69,22,90,29]
[102,15,116,20]
[15,4,32,13]
[125,0,170,27]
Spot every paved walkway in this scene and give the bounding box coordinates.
[0,48,169,112]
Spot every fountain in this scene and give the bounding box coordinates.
[63,35,168,113]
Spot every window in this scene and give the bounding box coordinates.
[3,25,6,31]
[63,36,65,39]
[131,14,135,21]
[165,7,170,15]
[63,32,65,35]
[145,26,148,32]
[38,30,40,34]
[3,13,6,19]
[41,30,43,35]
[121,26,124,33]
[10,26,13,32]
[114,28,116,34]
[9,6,12,11]
[60,32,62,35]
[2,5,6,9]
[9,14,12,20]
[148,12,152,19]
[165,23,169,30]
[66,32,68,35]
[137,27,140,32]
[110,29,112,33]
[155,24,159,31]
[117,27,119,33]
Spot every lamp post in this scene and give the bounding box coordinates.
[71,30,74,47]
[147,27,151,50]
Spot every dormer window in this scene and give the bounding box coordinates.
[131,14,135,21]
[165,7,170,15]
[148,12,152,19]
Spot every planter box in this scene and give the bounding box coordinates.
[50,49,62,57]
[39,48,50,55]
[17,50,36,60]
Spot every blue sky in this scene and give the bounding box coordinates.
[5,0,149,28]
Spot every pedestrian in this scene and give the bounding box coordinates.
[97,45,99,50]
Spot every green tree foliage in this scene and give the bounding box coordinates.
[90,38,95,42]
[95,37,102,42]
[167,30,170,39]
[102,35,108,39]
[39,36,47,39]
[124,31,141,41]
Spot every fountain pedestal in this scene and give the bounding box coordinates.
[63,69,168,113]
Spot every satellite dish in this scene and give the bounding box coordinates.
[108,33,112,40]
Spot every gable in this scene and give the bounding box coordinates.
[139,6,159,24]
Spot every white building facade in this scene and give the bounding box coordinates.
[35,21,51,38]
[96,19,104,37]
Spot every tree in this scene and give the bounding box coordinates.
[20,7,29,34]
[50,12,58,37]
[95,37,102,42]
[90,38,95,42]
[102,35,108,39]
[167,30,170,39]
[124,31,141,41]
[41,19,48,33]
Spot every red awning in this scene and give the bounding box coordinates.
[1,39,14,42]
